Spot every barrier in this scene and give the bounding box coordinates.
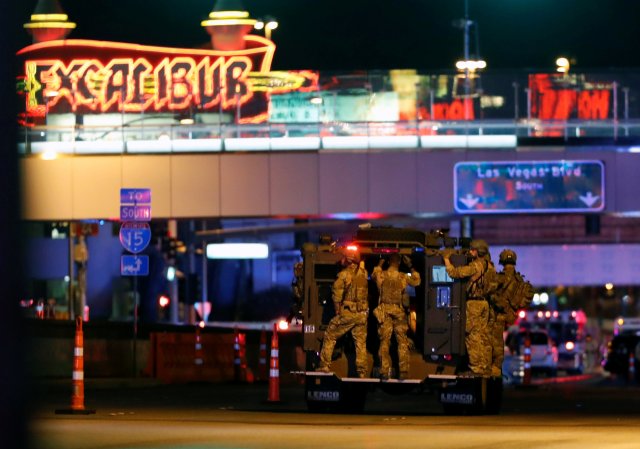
[258,328,268,382]
[268,323,280,402]
[147,332,235,383]
[55,317,95,414]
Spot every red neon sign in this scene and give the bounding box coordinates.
[18,37,276,117]
[529,74,612,121]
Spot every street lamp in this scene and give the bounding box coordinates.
[455,59,486,71]
[452,0,484,121]
[556,57,570,73]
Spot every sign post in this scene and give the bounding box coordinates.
[454,160,605,214]
[119,188,151,377]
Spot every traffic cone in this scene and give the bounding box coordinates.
[233,327,244,382]
[522,333,532,386]
[56,317,95,414]
[194,327,204,379]
[258,327,268,382]
[36,299,45,319]
[268,323,280,402]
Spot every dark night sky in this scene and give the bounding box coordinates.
[15,1,640,72]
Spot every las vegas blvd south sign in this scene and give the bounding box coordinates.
[454,160,605,214]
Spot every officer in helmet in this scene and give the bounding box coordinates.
[485,249,518,377]
[317,246,370,378]
[487,249,522,376]
[443,239,493,376]
[372,253,421,380]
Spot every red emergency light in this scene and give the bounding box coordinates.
[158,294,171,308]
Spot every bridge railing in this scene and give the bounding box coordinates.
[18,119,640,156]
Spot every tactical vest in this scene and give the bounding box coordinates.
[380,270,405,305]
[467,258,495,299]
[341,267,369,311]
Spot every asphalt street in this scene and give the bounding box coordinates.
[24,373,640,449]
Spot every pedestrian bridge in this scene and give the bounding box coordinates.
[19,120,640,221]
[18,119,640,155]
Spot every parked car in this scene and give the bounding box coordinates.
[503,329,558,381]
[604,332,640,383]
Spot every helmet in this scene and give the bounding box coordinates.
[426,234,442,249]
[469,239,489,256]
[342,246,360,264]
[389,253,401,265]
[499,249,517,265]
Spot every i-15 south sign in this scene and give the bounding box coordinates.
[454,160,605,214]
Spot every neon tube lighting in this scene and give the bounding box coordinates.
[31,14,69,21]
[209,11,250,19]
[24,22,76,29]
[201,18,257,27]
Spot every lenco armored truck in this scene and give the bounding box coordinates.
[295,226,502,414]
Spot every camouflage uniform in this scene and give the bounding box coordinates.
[444,242,492,376]
[288,262,304,322]
[318,261,369,377]
[372,255,421,380]
[489,250,519,376]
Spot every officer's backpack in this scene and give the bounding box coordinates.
[511,272,535,310]
[497,270,534,323]
[478,259,499,297]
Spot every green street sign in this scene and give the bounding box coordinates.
[454,160,605,213]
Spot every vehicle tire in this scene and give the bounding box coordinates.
[306,400,331,413]
[442,403,470,415]
[483,377,503,415]
[336,384,367,414]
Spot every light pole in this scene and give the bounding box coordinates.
[452,0,484,121]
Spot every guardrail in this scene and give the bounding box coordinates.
[18,119,640,156]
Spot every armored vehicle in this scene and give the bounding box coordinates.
[296,226,502,414]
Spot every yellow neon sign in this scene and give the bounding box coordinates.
[18,38,277,116]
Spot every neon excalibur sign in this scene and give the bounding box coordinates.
[17,36,276,117]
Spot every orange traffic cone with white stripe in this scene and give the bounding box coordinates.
[522,332,532,386]
[233,327,244,382]
[268,323,280,402]
[55,317,95,414]
[194,326,204,379]
[258,327,268,382]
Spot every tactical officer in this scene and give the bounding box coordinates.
[317,247,370,378]
[443,239,493,376]
[484,249,515,376]
[372,253,421,380]
[288,262,304,323]
[489,249,521,376]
